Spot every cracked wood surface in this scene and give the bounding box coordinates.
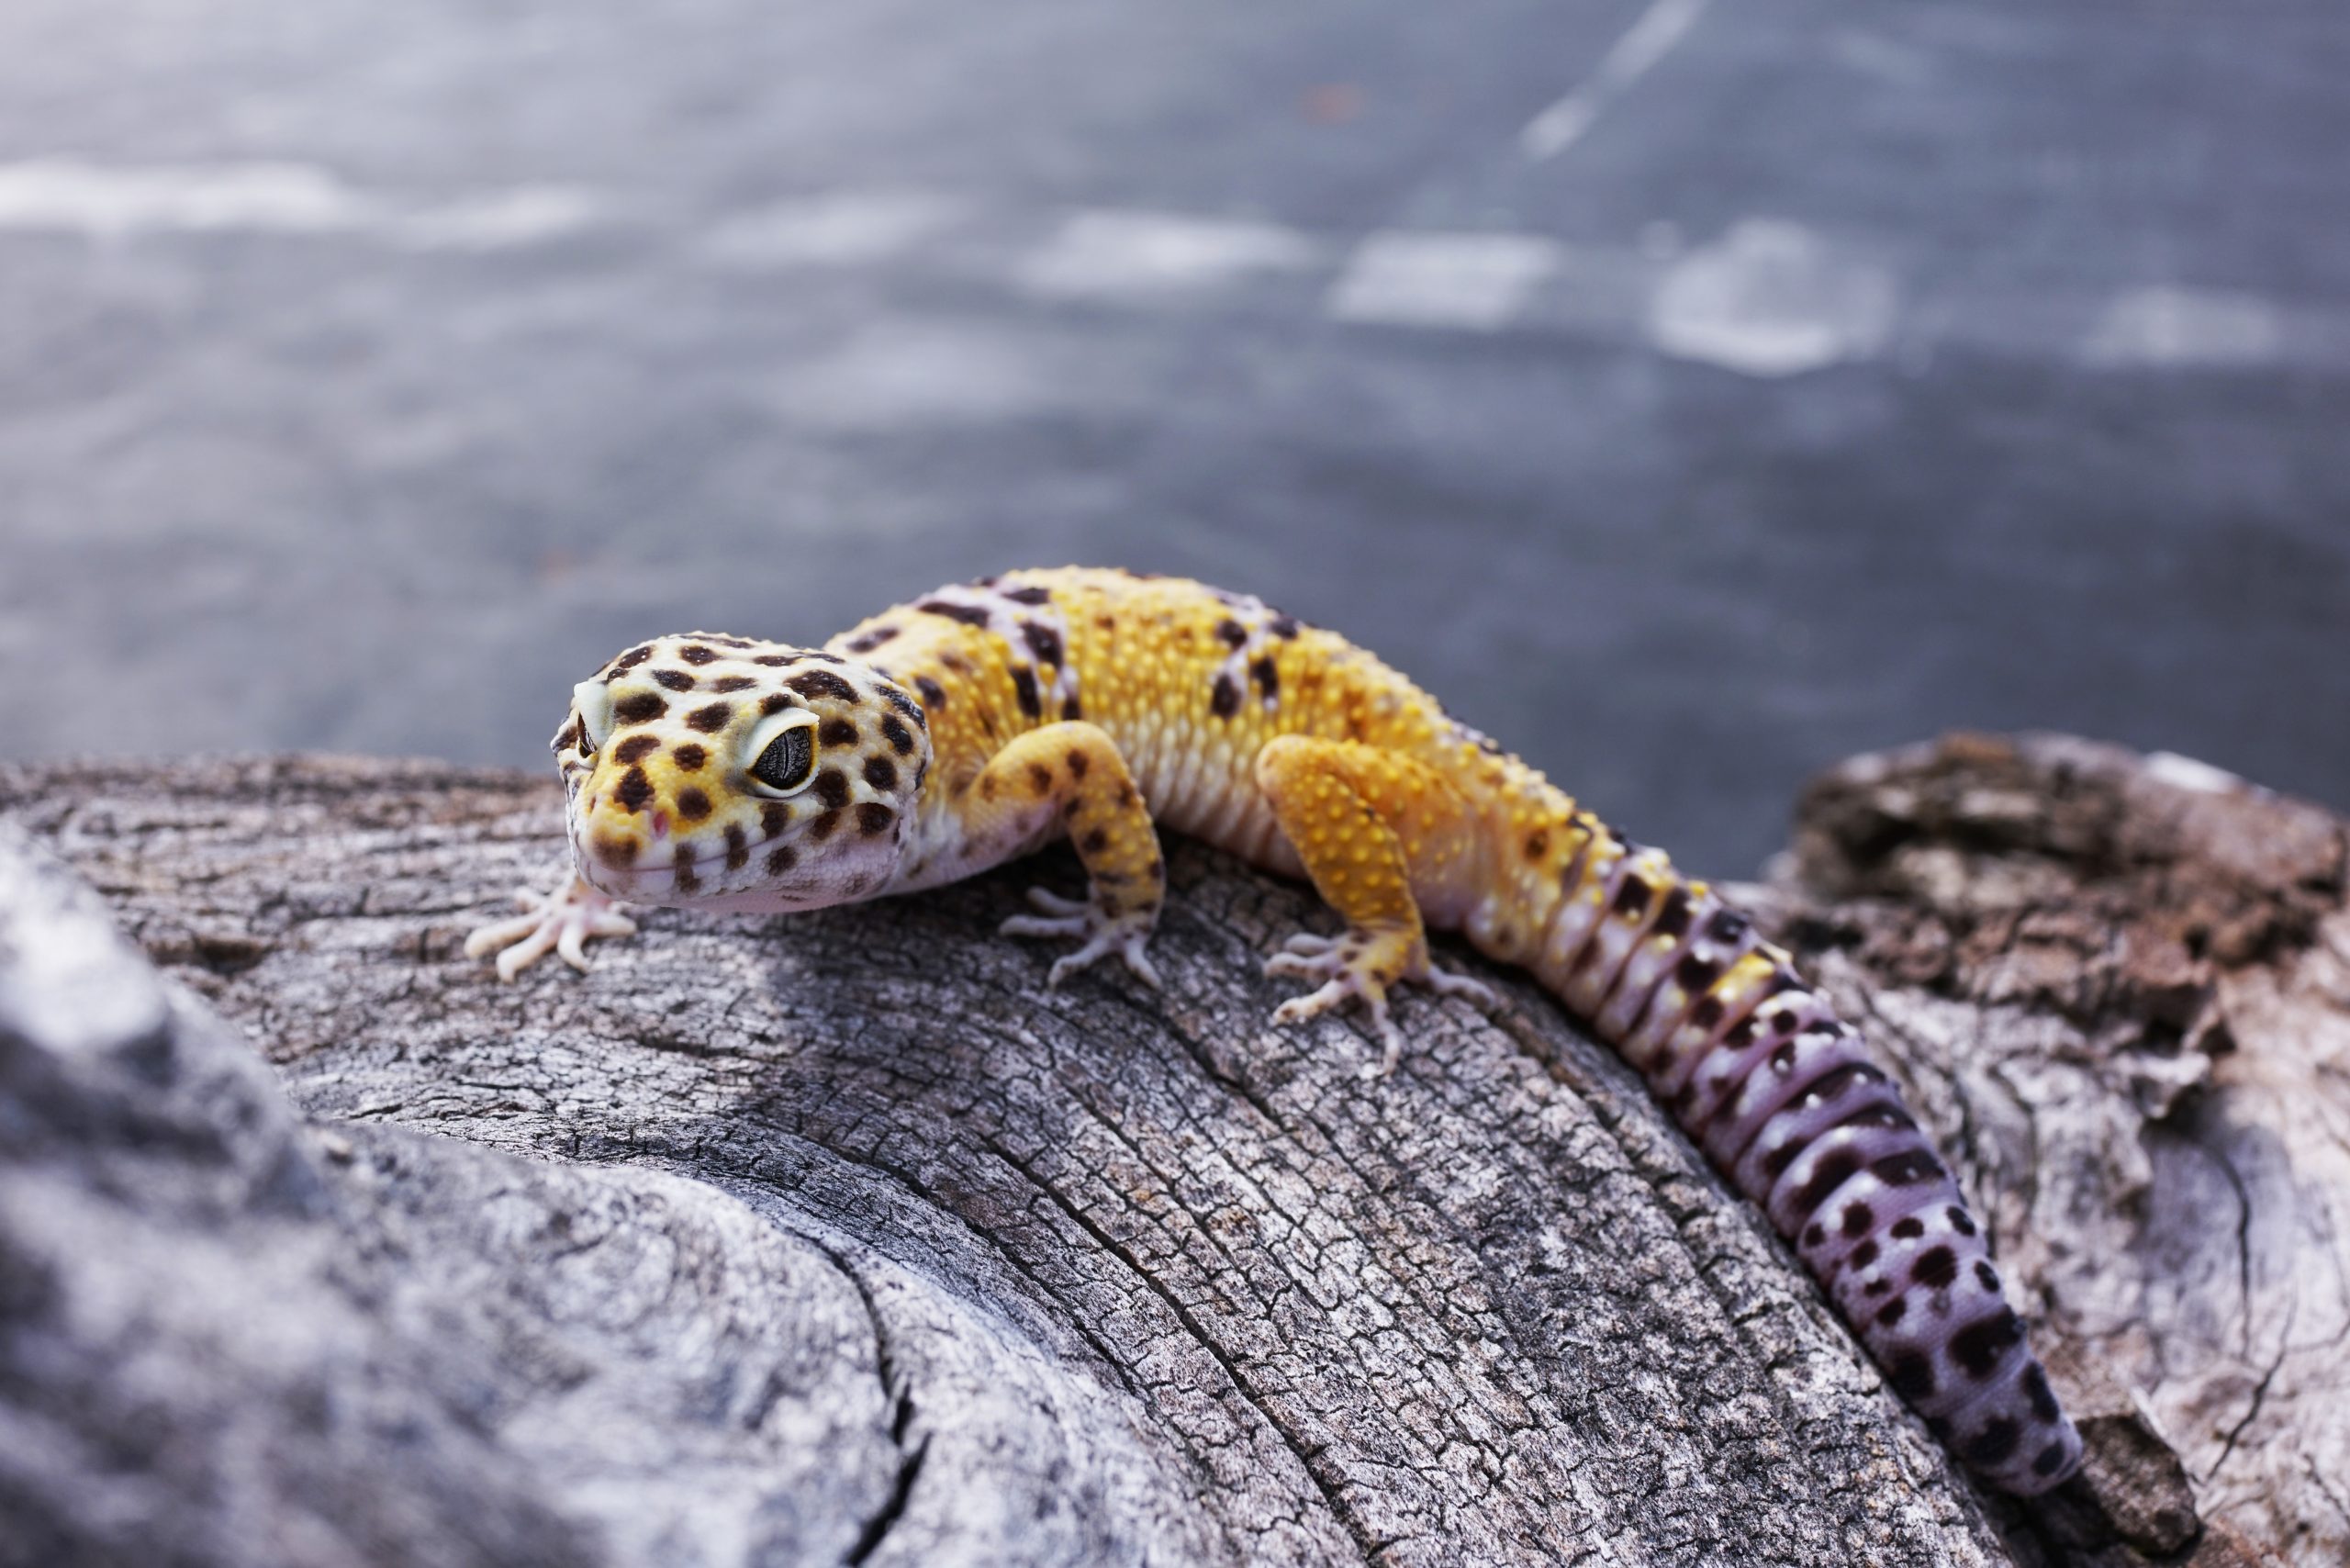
[0,736,2337,1567]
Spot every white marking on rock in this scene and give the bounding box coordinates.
[1648,218,1897,376]
[2078,286,2283,369]
[1326,232,1563,330]
[0,158,371,236]
[1018,209,1318,297]
[1520,0,1713,161]
[699,191,967,268]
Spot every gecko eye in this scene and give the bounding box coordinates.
[744,709,820,797]
[569,680,614,755]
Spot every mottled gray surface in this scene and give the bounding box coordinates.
[2,1,2346,882]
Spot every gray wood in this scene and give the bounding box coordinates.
[1,736,2331,1566]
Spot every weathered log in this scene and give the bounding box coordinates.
[0,735,2336,1566]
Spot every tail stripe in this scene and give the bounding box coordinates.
[1539,823,2086,1495]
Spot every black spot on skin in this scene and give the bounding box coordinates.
[819,717,857,747]
[1025,762,1053,795]
[671,743,707,771]
[1216,619,1248,646]
[673,845,700,893]
[1651,889,1692,940]
[1210,673,1241,718]
[1803,1222,1826,1249]
[913,676,947,712]
[1061,694,1081,720]
[1674,955,1718,993]
[864,756,897,791]
[940,651,971,674]
[1521,829,1550,861]
[724,825,748,871]
[710,676,755,692]
[2024,1365,2061,1424]
[1250,655,1278,698]
[1707,909,1751,943]
[1888,1351,1933,1398]
[2032,1443,2070,1478]
[856,802,895,836]
[1913,1247,1960,1291]
[1270,613,1299,638]
[1873,1151,1942,1187]
[845,626,898,654]
[676,787,712,822]
[1080,828,1109,855]
[1790,1150,1863,1218]
[678,644,718,665]
[1864,1279,1890,1297]
[687,702,733,734]
[1948,1206,1977,1237]
[615,692,666,724]
[1877,1299,1908,1328]
[812,768,850,810]
[1762,1141,1803,1181]
[761,802,791,836]
[1114,781,1135,808]
[1019,621,1063,666]
[878,715,914,755]
[1891,1216,1926,1240]
[1964,1419,2021,1468]
[610,646,654,674]
[1688,996,1725,1029]
[761,693,795,716]
[1850,1239,1879,1271]
[1951,1311,2023,1379]
[614,734,660,764]
[765,844,797,876]
[1612,877,1652,916]
[1770,1040,1797,1073]
[1011,666,1041,718]
[787,669,859,703]
[1725,1017,1757,1047]
[1002,585,1052,605]
[1842,1202,1875,1237]
[1975,1261,2001,1293]
[615,767,655,812]
[878,692,925,737]
[1063,748,1090,779]
[809,810,843,842]
[755,654,793,666]
[705,635,754,649]
[917,599,992,626]
[654,669,697,691]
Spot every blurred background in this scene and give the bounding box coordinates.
[1,0,2342,879]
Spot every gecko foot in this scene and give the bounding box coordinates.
[1264,929,1497,1078]
[1001,886,1163,991]
[464,874,638,980]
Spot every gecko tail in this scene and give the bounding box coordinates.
[1521,822,2085,1495]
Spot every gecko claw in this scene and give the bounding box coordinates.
[465,877,636,980]
[1263,927,1497,1076]
[1001,887,1162,989]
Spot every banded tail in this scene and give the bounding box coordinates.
[1481,801,2084,1494]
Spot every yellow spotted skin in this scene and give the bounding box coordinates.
[471,563,2090,1496]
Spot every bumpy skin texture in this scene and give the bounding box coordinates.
[472,566,2084,1495]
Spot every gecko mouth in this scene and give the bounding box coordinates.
[570,828,789,890]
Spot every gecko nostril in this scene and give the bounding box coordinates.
[650,810,671,840]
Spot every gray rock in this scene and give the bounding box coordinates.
[4,742,2334,1565]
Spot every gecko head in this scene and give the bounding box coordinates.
[554,633,932,913]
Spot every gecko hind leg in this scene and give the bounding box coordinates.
[1254,735,1498,1078]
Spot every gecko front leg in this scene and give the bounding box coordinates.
[957,722,1167,988]
[464,872,638,980]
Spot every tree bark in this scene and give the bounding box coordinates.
[0,734,2336,1567]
